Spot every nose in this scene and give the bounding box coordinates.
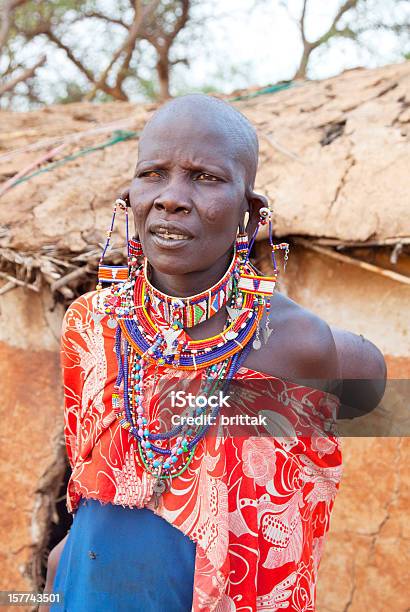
[153,185,192,215]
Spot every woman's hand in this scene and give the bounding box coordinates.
[38,533,69,612]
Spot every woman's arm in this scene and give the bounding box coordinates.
[38,533,69,612]
[330,326,387,419]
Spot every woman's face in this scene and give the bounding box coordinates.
[128,112,251,276]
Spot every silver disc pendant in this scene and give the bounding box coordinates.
[107,317,118,329]
[225,330,238,340]
[253,339,262,350]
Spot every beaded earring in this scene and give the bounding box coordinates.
[128,235,144,278]
[237,206,290,348]
[235,224,249,266]
[96,198,131,312]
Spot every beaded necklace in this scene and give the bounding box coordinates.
[102,251,264,506]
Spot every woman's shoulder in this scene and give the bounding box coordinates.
[62,288,109,322]
[61,288,111,339]
[242,291,340,392]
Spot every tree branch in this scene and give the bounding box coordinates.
[299,0,308,44]
[85,0,163,101]
[75,11,128,28]
[313,0,359,48]
[293,0,359,79]
[0,54,45,96]
[45,30,96,83]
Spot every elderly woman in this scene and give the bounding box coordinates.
[43,94,386,612]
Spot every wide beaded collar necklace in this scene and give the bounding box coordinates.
[143,251,238,328]
[106,254,265,371]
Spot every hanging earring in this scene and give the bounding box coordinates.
[124,190,144,278]
[96,198,129,313]
[128,235,144,280]
[238,207,278,296]
[237,205,290,348]
[235,222,249,267]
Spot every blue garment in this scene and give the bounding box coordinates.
[51,497,196,612]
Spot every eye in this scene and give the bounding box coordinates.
[138,170,162,178]
[195,172,219,181]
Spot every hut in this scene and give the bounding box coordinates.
[0,61,409,611]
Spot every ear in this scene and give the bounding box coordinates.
[246,191,269,238]
[119,186,131,207]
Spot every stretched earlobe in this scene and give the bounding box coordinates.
[247,192,268,237]
[119,187,131,207]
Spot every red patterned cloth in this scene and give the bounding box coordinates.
[61,289,343,612]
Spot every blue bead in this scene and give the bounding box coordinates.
[147,451,154,459]
[144,429,149,436]
[171,456,178,463]
[163,462,170,469]
[176,448,183,455]
[145,441,151,449]
[153,460,160,468]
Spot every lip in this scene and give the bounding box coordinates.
[150,232,193,250]
[149,221,194,239]
[148,220,194,249]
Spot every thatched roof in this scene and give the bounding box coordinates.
[0,61,409,297]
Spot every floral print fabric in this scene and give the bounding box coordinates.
[61,289,343,612]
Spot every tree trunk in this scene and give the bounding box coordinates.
[293,45,311,80]
[156,52,171,101]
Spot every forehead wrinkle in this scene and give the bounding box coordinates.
[138,145,236,178]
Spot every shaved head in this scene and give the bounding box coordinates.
[138,93,259,193]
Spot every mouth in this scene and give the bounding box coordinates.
[149,223,194,247]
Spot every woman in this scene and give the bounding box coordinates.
[43,94,386,611]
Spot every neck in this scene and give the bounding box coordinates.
[148,250,233,298]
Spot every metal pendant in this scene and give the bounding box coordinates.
[226,306,251,321]
[152,477,168,509]
[263,325,273,344]
[91,311,105,325]
[153,479,167,494]
[107,317,118,329]
[253,338,262,350]
[160,326,183,356]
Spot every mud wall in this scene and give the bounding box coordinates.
[0,284,65,595]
